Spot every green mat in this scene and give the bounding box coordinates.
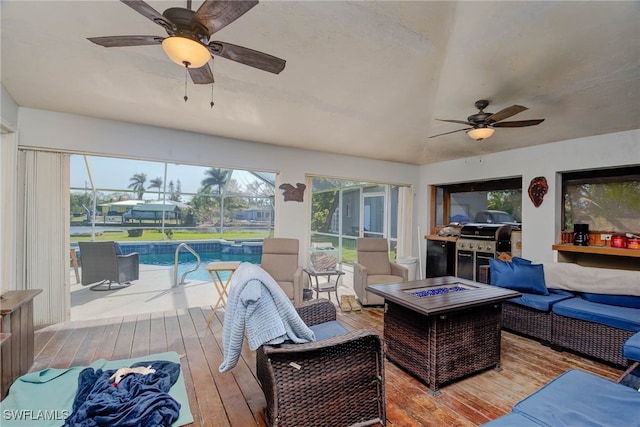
[0,351,194,427]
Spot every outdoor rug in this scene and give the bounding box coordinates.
[0,351,194,427]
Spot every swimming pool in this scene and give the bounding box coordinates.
[139,251,261,282]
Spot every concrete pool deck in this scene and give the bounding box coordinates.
[70,263,356,321]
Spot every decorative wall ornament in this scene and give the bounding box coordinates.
[279,183,306,202]
[528,176,548,207]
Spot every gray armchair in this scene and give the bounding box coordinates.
[354,237,408,306]
[261,238,304,305]
[78,241,139,291]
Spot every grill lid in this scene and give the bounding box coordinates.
[459,223,512,241]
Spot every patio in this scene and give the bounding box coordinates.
[70,263,356,321]
[38,297,620,426]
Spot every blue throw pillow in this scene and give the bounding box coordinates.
[511,257,532,265]
[581,293,640,309]
[489,258,549,295]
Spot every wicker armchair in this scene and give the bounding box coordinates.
[354,238,408,306]
[78,241,139,291]
[256,299,386,427]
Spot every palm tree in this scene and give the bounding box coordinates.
[148,177,163,200]
[201,168,231,195]
[128,173,147,200]
[201,168,232,236]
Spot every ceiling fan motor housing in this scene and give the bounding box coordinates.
[163,7,209,43]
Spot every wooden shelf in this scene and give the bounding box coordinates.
[553,243,640,270]
[425,235,458,243]
[552,244,640,258]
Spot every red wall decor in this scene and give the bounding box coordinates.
[528,176,548,207]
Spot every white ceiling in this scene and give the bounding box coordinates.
[2,1,639,165]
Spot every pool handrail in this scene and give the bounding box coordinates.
[174,243,201,286]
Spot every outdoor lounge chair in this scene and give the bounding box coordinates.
[256,298,386,427]
[260,238,304,305]
[354,237,408,306]
[78,241,139,291]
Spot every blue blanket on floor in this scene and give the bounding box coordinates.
[64,360,181,427]
[0,352,193,427]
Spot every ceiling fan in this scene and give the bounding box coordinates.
[429,100,545,141]
[88,0,286,86]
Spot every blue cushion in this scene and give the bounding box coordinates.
[511,257,532,265]
[489,258,549,296]
[508,289,574,312]
[581,293,640,309]
[308,320,348,341]
[481,413,542,426]
[512,370,640,427]
[624,332,640,361]
[552,297,640,332]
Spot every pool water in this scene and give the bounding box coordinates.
[139,251,261,282]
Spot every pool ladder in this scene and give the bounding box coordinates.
[173,243,201,286]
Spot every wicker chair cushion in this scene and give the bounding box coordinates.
[489,258,549,295]
[552,298,640,332]
[624,332,640,361]
[308,320,348,340]
[512,370,640,426]
[508,289,574,312]
[581,293,640,309]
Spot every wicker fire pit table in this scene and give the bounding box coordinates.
[368,276,520,395]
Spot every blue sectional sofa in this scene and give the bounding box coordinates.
[482,369,640,426]
[482,260,640,366]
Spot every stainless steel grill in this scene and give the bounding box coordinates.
[456,224,512,282]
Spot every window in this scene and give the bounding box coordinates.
[432,178,522,227]
[562,166,640,233]
[70,155,276,241]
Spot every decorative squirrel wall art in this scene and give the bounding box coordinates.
[528,176,548,207]
[279,183,306,202]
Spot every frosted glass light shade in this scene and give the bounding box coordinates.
[467,127,495,141]
[162,36,210,68]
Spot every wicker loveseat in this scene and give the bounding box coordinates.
[480,261,640,366]
[256,299,385,427]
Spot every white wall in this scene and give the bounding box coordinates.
[1,85,18,131]
[418,129,640,263]
[16,107,420,257]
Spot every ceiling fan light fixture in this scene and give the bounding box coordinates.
[162,36,210,68]
[467,126,495,141]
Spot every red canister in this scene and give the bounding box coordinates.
[610,235,628,248]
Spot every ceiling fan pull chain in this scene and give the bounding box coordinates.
[210,84,215,109]
[183,65,189,103]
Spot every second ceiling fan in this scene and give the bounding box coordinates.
[88,0,286,85]
[429,100,545,141]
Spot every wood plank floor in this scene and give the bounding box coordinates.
[32,305,622,427]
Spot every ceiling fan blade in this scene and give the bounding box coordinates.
[428,128,471,138]
[120,0,176,32]
[194,0,258,37]
[486,105,528,123]
[436,119,473,126]
[188,63,215,85]
[492,119,545,128]
[207,41,285,74]
[88,35,164,47]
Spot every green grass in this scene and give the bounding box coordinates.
[70,229,270,242]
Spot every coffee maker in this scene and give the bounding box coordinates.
[573,224,589,246]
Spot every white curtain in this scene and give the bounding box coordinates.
[17,150,70,325]
[1,133,18,291]
[396,185,414,258]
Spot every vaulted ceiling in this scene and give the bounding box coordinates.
[2,1,639,165]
